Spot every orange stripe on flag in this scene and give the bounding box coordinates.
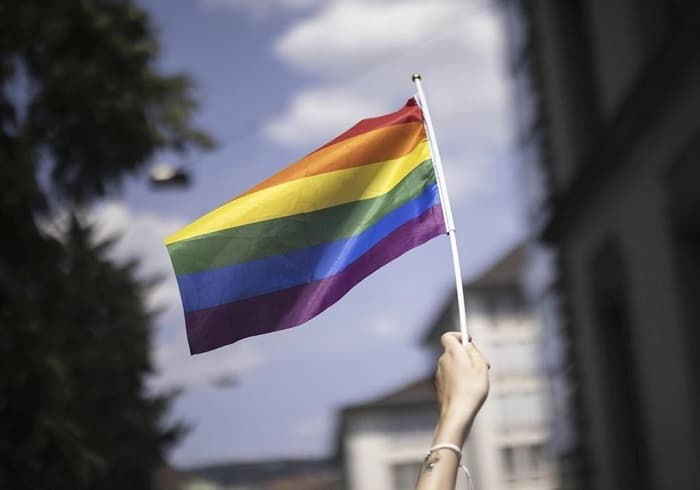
[236,121,425,199]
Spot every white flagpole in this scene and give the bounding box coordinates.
[412,73,470,344]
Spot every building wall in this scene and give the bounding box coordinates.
[343,410,436,490]
[460,289,556,490]
[559,59,700,490]
[342,272,557,490]
[505,0,700,489]
[585,0,645,118]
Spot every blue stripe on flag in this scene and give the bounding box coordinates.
[177,183,441,312]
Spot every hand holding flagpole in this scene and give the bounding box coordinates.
[412,73,470,345]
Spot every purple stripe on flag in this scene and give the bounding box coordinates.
[185,205,445,354]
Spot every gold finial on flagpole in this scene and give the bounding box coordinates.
[411,73,422,81]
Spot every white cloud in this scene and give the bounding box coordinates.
[263,85,389,147]
[263,0,511,202]
[367,313,403,339]
[89,201,183,315]
[440,150,494,203]
[151,330,264,391]
[261,0,508,203]
[85,201,265,391]
[273,1,464,76]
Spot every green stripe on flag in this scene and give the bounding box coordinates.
[167,158,436,276]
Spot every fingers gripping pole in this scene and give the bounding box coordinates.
[412,73,470,344]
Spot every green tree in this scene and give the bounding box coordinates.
[0,0,213,487]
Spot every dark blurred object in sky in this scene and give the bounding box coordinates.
[149,163,192,189]
[210,373,240,389]
[503,1,700,489]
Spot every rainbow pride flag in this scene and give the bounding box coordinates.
[165,98,446,354]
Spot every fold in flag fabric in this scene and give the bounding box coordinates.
[165,98,446,354]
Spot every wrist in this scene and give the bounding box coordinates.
[433,408,474,447]
[440,403,477,426]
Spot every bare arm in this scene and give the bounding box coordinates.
[415,332,490,490]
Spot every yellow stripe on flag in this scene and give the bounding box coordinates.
[165,139,431,244]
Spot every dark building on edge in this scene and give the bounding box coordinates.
[501,1,700,490]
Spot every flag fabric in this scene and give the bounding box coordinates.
[165,98,446,354]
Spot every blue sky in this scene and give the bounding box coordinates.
[89,0,524,468]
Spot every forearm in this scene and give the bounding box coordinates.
[418,335,489,490]
[414,409,474,490]
[433,406,473,447]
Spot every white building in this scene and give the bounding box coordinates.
[337,244,557,490]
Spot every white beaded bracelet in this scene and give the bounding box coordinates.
[424,443,474,490]
[428,442,462,456]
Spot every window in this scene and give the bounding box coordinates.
[498,391,545,431]
[520,135,550,223]
[492,341,537,375]
[589,239,649,490]
[502,446,515,476]
[392,461,423,490]
[667,138,700,447]
[485,288,527,328]
[501,443,548,482]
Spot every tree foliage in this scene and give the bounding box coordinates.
[0,0,213,487]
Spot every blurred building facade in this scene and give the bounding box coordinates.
[338,245,557,490]
[502,1,700,489]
